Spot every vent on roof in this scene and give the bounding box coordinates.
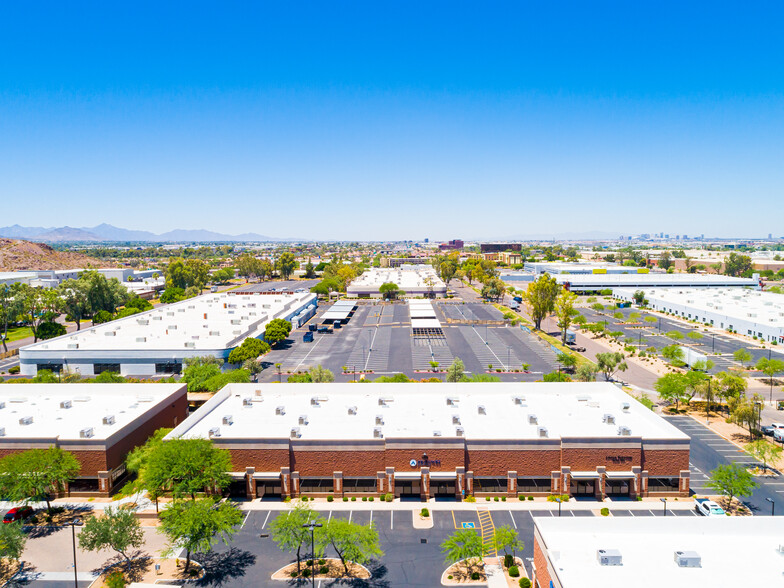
[208,427,220,438]
[617,426,632,436]
[621,402,631,412]
[373,427,383,438]
[67,343,79,349]
[379,397,392,406]
[275,406,286,415]
[446,397,459,406]
[137,396,152,403]
[254,389,263,397]
[0,427,4,437]
[603,414,616,424]
[477,405,486,415]
[102,415,115,426]
[167,325,178,330]
[433,430,442,437]
[456,426,465,437]
[290,427,301,439]
[528,414,538,425]
[242,397,253,407]
[80,427,95,439]
[452,415,461,425]
[19,416,33,425]
[105,331,117,337]
[184,342,195,348]
[348,406,358,415]
[674,551,701,568]
[588,400,600,408]
[0,402,5,409]
[311,397,320,406]
[577,395,591,402]
[60,400,72,409]
[136,337,147,343]
[298,415,308,425]
[375,415,384,425]
[513,396,525,405]
[222,415,233,426]
[597,549,622,566]
[538,426,548,438]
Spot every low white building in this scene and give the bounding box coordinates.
[19,291,317,376]
[614,287,784,343]
[503,272,760,293]
[524,261,649,275]
[347,265,446,297]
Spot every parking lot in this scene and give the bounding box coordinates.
[258,300,560,381]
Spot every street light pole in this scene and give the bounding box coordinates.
[660,497,667,516]
[303,521,323,588]
[71,518,83,588]
[766,497,775,516]
[555,497,562,517]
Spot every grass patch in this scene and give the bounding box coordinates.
[2,326,34,343]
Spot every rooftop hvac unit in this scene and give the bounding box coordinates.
[184,342,195,348]
[242,397,253,407]
[373,427,383,438]
[19,416,33,425]
[136,337,147,343]
[375,415,384,425]
[617,426,632,436]
[298,415,308,425]
[208,427,220,438]
[254,389,263,397]
[209,331,220,336]
[311,397,320,406]
[455,426,465,437]
[477,405,486,415]
[0,427,4,437]
[446,397,459,406]
[275,406,286,415]
[0,402,5,409]
[603,414,616,424]
[597,549,622,566]
[452,415,461,425]
[538,426,548,438]
[167,325,178,330]
[290,427,301,439]
[433,430,442,437]
[528,414,538,425]
[379,397,392,406]
[67,343,79,349]
[222,415,234,426]
[105,331,117,337]
[621,402,631,412]
[347,406,358,415]
[60,400,72,409]
[80,427,95,439]
[673,551,701,568]
[513,396,525,405]
[102,415,115,425]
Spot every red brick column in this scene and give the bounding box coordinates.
[507,471,517,497]
[456,467,466,501]
[679,470,690,496]
[245,467,255,500]
[386,467,395,496]
[596,466,606,500]
[281,467,292,498]
[420,467,430,502]
[333,471,343,498]
[466,471,474,496]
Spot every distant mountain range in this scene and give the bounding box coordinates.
[0,224,293,243]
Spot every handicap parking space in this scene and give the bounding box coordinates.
[449,510,480,529]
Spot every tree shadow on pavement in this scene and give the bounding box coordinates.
[193,548,256,588]
[312,561,390,588]
[3,562,37,587]
[90,551,152,583]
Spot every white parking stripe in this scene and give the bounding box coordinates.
[262,511,271,529]
[348,511,352,523]
[390,511,393,530]
[509,511,517,529]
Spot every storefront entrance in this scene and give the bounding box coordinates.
[570,480,596,497]
[256,480,282,500]
[605,479,631,497]
[395,480,421,500]
[432,480,456,500]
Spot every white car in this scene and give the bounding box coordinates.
[774,429,784,443]
[695,498,725,517]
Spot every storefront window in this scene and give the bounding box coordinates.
[343,478,377,493]
[474,477,507,492]
[648,477,679,492]
[516,477,551,493]
[299,477,334,493]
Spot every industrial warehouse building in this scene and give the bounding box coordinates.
[19,291,317,376]
[532,517,783,588]
[0,383,187,496]
[524,261,650,275]
[614,287,784,344]
[166,382,690,501]
[346,265,447,298]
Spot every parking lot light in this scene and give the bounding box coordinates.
[555,497,562,517]
[660,497,667,516]
[766,497,775,516]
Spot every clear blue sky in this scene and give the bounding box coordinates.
[1,1,782,241]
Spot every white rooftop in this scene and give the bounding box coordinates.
[0,384,185,442]
[552,273,759,288]
[535,516,784,587]
[168,382,688,442]
[21,291,316,352]
[347,265,446,293]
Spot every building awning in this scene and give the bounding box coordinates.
[394,472,422,480]
[252,472,282,480]
[570,471,601,479]
[605,471,636,479]
[430,471,458,480]
[228,472,246,480]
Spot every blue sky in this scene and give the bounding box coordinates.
[1,1,782,240]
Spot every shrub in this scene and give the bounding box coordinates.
[465,495,476,502]
[448,575,453,580]
[504,554,514,568]
[343,496,348,502]
[518,494,525,500]
[9,366,20,374]
[105,572,126,588]
[385,493,393,502]
[527,496,534,501]
[351,497,356,501]
[284,496,291,502]
[301,496,308,502]
[420,508,430,517]
[486,497,491,501]
[471,572,481,581]
[519,579,532,588]
[600,507,609,516]
[369,496,374,501]
[547,494,570,502]
[318,559,326,565]
[502,496,506,502]
[508,566,520,578]
[494,496,499,502]
[302,568,311,578]
[319,566,328,574]
[362,496,367,502]
[306,560,313,566]
[290,571,299,578]
[327,495,333,502]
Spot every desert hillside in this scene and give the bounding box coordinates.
[0,238,115,271]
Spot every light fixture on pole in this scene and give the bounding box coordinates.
[303,521,323,588]
[766,497,775,516]
[71,518,84,588]
[660,497,667,516]
[555,497,562,517]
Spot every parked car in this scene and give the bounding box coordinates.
[774,429,784,443]
[694,497,725,517]
[763,423,784,437]
[574,346,586,352]
[333,320,342,329]
[317,325,333,334]
[308,324,318,332]
[3,506,34,523]
[303,332,314,343]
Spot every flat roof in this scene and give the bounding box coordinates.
[21,291,316,353]
[0,384,185,442]
[321,300,357,321]
[167,382,688,442]
[554,273,759,288]
[535,516,784,587]
[347,266,446,292]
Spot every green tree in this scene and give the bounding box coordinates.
[270,503,320,574]
[556,352,577,371]
[182,356,223,392]
[236,254,261,282]
[276,252,297,280]
[308,364,335,383]
[705,463,758,510]
[227,337,270,364]
[644,315,657,326]
[0,521,26,565]
[590,303,605,312]
[123,428,171,509]
[658,251,673,270]
[543,371,571,382]
[441,529,487,574]
[575,363,598,382]
[733,348,753,368]
[93,370,126,383]
[727,393,764,436]
[595,352,628,382]
[80,271,128,316]
[58,278,91,331]
[745,439,782,473]
[264,318,292,346]
[316,519,384,576]
[686,331,703,341]
[0,284,22,352]
[661,344,685,366]
[37,321,67,340]
[655,373,689,410]
[666,330,684,341]
[724,252,753,277]
[0,447,80,512]
[79,507,144,570]
[632,290,646,305]
[379,282,402,301]
[446,357,466,383]
[160,287,186,304]
[521,274,560,330]
[714,370,748,401]
[159,498,243,573]
[165,258,209,291]
[303,260,316,279]
[211,268,235,284]
[480,278,506,302]
[554,290,579,344]
[144,438,232,500]
[756,357,784,401]
[493,525,524,560]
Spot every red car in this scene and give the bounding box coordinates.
[3,506,34,523]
